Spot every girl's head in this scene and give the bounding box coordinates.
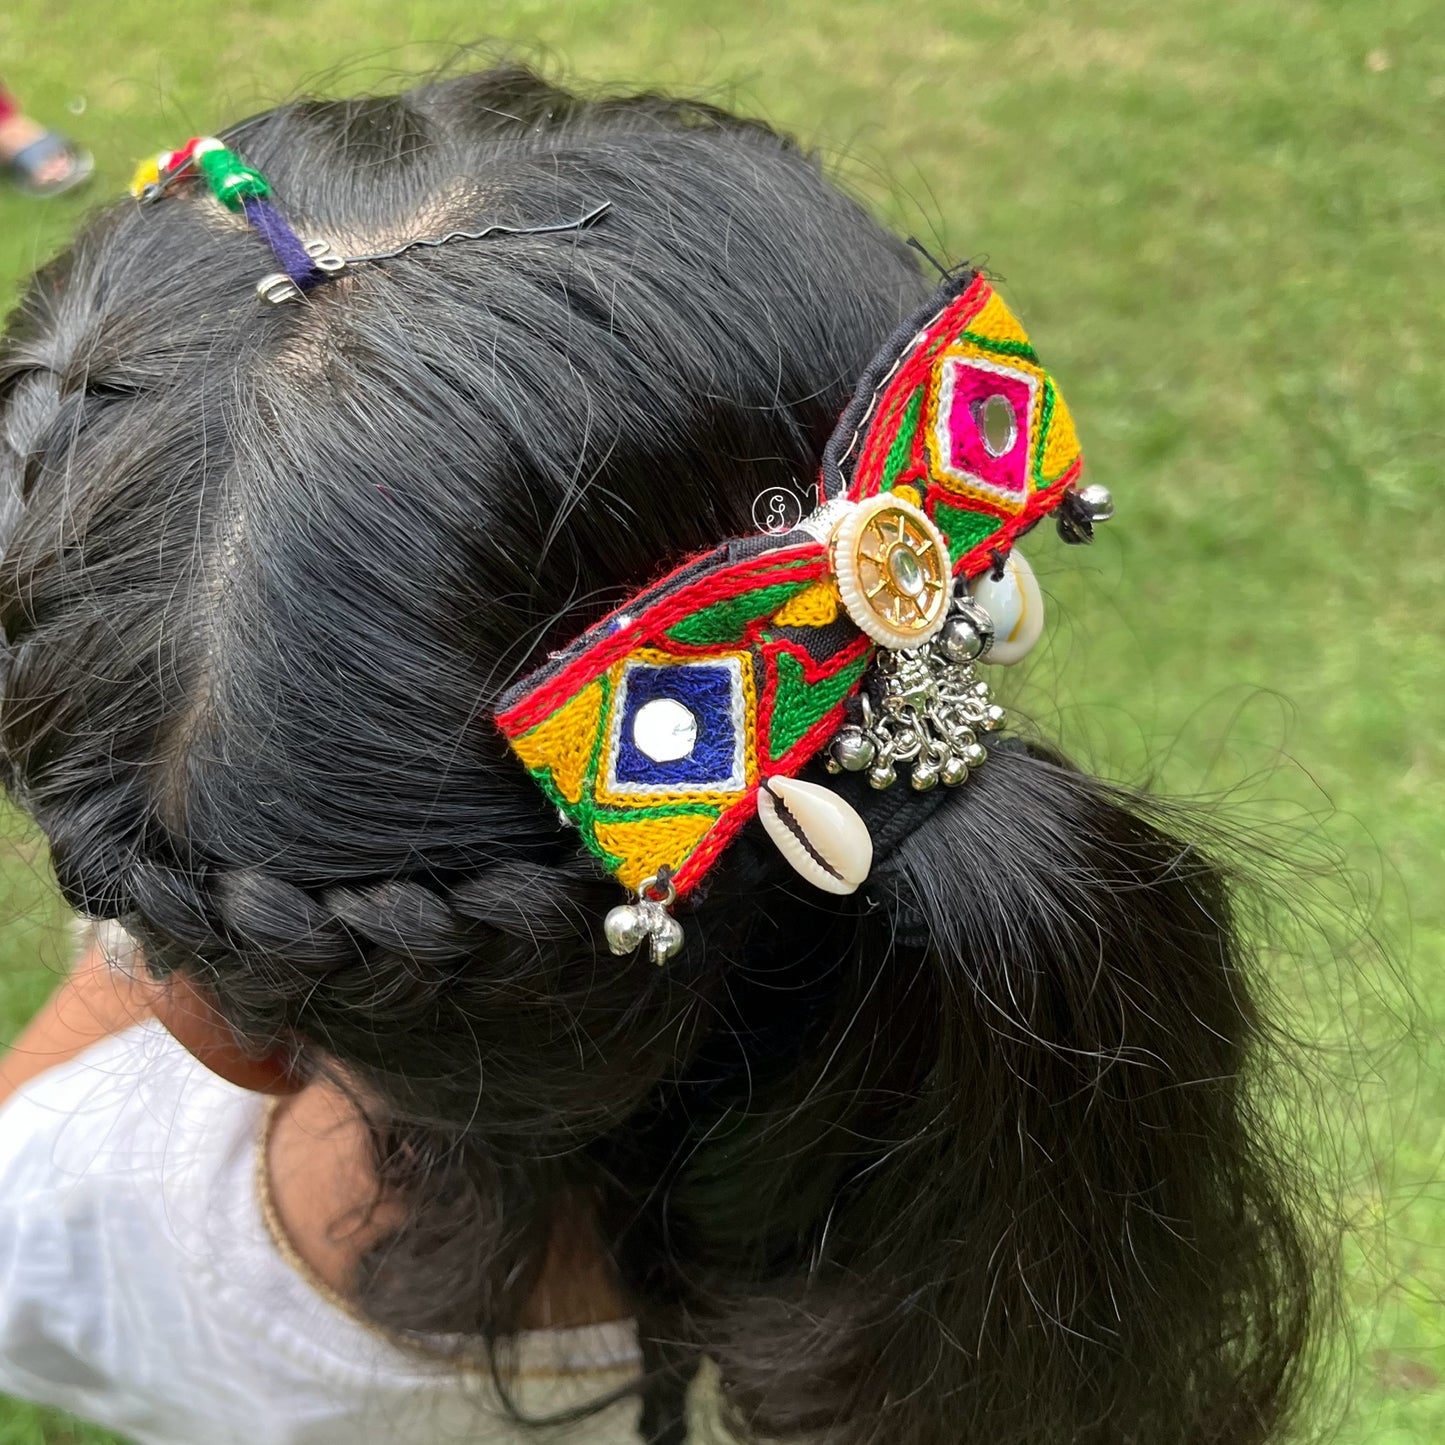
[0,65,1324,1445]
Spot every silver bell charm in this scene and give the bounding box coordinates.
[603,904,652,955]
[602,873,684,966]
[827,724,876,774]
[1056,483,1115,545]
[647,912,685,965]
[936,599,994,662]
[824,597,1006,795]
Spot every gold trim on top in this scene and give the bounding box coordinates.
[253,1096,410,1348]
[252,1098,641,1383]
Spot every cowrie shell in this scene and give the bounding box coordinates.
[968,549,1044,665]
[758,776,873,895]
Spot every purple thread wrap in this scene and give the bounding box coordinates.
[243,196,325,289]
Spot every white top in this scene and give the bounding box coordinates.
[0,1022,665,1444]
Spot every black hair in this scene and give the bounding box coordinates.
[0,64,1332,1445]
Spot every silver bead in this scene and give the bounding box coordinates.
[984,704,1007,729]
[910,760,940,791]
[603,904,651,956]
[937,613,986,663]
[962,742,989,768]
[829,726,876,773]
[1058,483,1116,544]
[867,761,897,790]
[941,755,970,786]
[303,237,347,274]
[648,913,685,965]
[1078,483,1114,521]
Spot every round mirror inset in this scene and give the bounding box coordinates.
[974,394,1019,458]
[632,698,698,763]
[887,543,926,597]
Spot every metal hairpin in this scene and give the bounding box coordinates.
[255,201,613,305]
[343,202,613,263]
[133,138,613,307]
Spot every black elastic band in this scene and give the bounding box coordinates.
[814,763,953,948]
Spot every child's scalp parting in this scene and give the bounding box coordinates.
[0,63,1338,1445]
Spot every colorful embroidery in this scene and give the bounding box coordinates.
[770,580,840,628]
[497,270,1087,903]
[763,640,873,763]
[821,272,1083,581]
[497,542,865,896]
[598,651,755,802]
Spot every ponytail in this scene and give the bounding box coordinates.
[609,739,1324,1444]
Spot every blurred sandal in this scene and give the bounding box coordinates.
[3,126,93,197]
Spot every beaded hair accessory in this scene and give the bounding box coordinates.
[129,137,610,303]
[496,270,1114,961]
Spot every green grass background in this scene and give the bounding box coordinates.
[0,1,1440,1440]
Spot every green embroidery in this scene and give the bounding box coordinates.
[932,500,1003,563]
[767,648,872,761]
[537,757,721,873]
[959,332,1039,365]
[666,577,813,646]
[1031,379,1056,486]
[593,800,722,825]
[881,389,925,492]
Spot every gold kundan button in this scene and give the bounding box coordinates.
[829,492,952,650]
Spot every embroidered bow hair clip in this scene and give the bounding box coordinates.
[496,270,1114,963]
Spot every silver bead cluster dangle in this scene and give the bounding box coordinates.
[603,872,685,966]
[826,595,1004,792]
